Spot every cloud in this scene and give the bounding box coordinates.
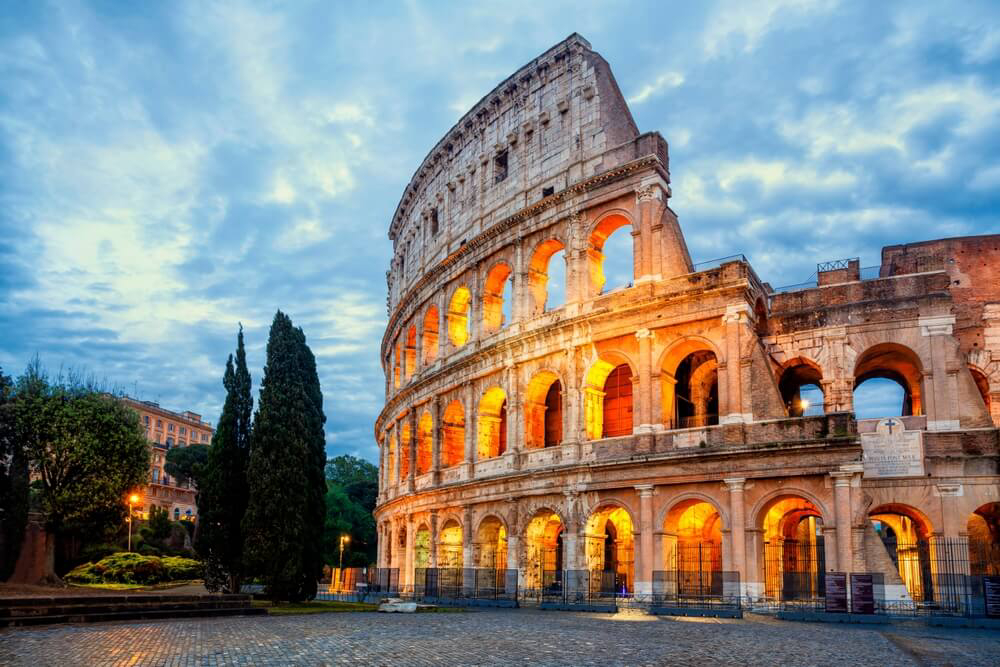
[628,71,685,105]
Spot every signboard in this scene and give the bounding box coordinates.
[825,572,848,613]
[984,576,1000,619]
[861,418,924,478]
[850,574,875,615]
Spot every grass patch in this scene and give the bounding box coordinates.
[70,582,147,591]
[68,579,203,592]
[253,600,378,615]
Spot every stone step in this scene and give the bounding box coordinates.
[1,599,252,617]
[0,605,267,628]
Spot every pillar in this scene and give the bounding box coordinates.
[635,485,655,599]
[921,315,959,430]
[407,410,417,490]
[830,471,853,572]
[506,363,522,468]
[937,483,964,539]
[404,513,415,591]
[565,212,584,304]
[724,478,747,594]
[430,396,442,484]
[462,506,474,580]
[464,383,476,479]
[635,329,654,436]
[722,306,749,423]
[429,511,439,568]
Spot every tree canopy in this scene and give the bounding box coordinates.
[164,445,209,489]
[323,455,377,567]
[0,367,28,580]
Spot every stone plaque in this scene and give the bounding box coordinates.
[984,576,1000,618]
[850,573,875,615]
[861,418,924,478]
[825,572,848,613]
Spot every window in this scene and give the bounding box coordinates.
[163,475,171,486]
[166,436,174,448]
[174,508,180,521]
[542,186,554,197]
[143,415,150,425]
[202,433,209,443]
[156,419,163,428]
[494,150,508,184]
[180,426,186,436]
[430,207,439,236]
[153,468,160,483]
[168,423,174,432]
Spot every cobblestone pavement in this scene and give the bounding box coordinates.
[1,610,998,667]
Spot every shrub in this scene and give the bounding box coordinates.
[138,543,162,556]
[63,552,202,585]
[80,542,120,563]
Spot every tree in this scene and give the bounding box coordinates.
[0,367,29,580]
[322,455,377,567]
[14,361,149,579]
[164,445,209,489]
[243,311,327,601]
[196,325,253,593]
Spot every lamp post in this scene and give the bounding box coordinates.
[127,494,140,552]
[338,535,350,591]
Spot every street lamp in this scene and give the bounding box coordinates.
[127,493,140,552]
[338,535,351,590]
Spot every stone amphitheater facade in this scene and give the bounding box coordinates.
[374,34,1000,602]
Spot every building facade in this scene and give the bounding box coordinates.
[374,34,1000,603]
[124,398,214,522]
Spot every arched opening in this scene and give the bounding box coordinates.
[779,360,825,417]
[583,358,634,439]
[968,503,1000,575]
[441,400,465,468]
[869,505,934,602]
[477,387,508,460]
[414,524,431,569]
[588,214,634,295]
[416,411,433,475]
[524,371,562,449]
[422,305,439,365]
[475,516,508,571]
[393,342,401,389]
[672,351,719,428]
[524,510,564,593]
[585,506,635,596]
[754,298,768,337]
[404,324,417,380]
[663,500,724,596]
[387,434,397,485]
[447,286,471,347]
[528,239,567,315]
[482,263,514,334]
[969,366,991,416]
[438,519,463,568]
[854,343,923,418]
[761,495,825,600]
[399,420,411,481]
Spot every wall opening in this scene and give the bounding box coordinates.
[422,305,439,365]
[854,343,923,418]
[585,506,635,595]
[760,496,825,600]
[673,351,719,428]
[779,360,825,417]
[588,214,634,295]
[441,400,465,468]
[482,263,513,334]
[415,524,431,569]
[475,516,508,571]
[663,500,724,596]
[416,411,433,475]
[528,239,566,315]
[447,286,471,347]
[869,505,934,602]
[477,387,508,459]
[968,503,1000,575]
[399,420,411,481]
[438,519,463,568]
[602,364,634,437]
[524,510,563,591]
[969,366,991,415]
[387,434,397,485]
[404,325,417,380]
[524,371,562,449]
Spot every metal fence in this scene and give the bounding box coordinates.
[412,568,519,602]
[529,569,625,606]
[652,570,741,611]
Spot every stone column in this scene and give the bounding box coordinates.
[464,383,476,479]
[830,471,853,572]
[635,485,655,600]
[470,265,483,342]
[407,410,417,491]
[506,363,522,468]
[404,513,415,591]
[565,212,584,304]
[430,396,442,484]
[724,478,747,593]
[635,329,655,438]
[565,346,581,451]
[937,483,964,539]
[414,319,423,375]
[635,186,658,283]
[722,306,749,423]
[463,506,474,576]
[378,440,386,502]
[429,511,439,569]
[920,315,959,430]
[438,295,448,360]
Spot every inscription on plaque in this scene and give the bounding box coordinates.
[850,574,875,615]
[861,418,924,478]
[825,572,848,613]
[985,576,1000,619]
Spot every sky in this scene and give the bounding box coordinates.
[1,0,999,463]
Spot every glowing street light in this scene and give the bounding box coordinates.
[799,399,810,411]
[338,534,351,577]
[127,493,140,552]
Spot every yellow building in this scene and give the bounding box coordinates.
[124,397,214,522]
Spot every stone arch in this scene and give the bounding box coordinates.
[587,210,635,295]
[751,488,831,528]
[393,341,402,389]
[475,514,509,571]
[968,502,1000,575]
[387,432,397,485]
[528,238,568,315]
[583,352,637,440]
[416,410,433,475]
[477,386,508,459]
[482,262,514,334]
[414,521,432,569]
[968,365,991,415]
[584,503,636,594]
[756,491,828,600]
[438,517,464,569]
[447,285,472,347]
[523,508,565,591]
[524,369,563,448]
[869,503,935,602]
[753,297,769,337]
[660,337,722,429]
[404,324,417,380]
[778,357,824,417]
[658,493,731,534]
[853,342,924,417]
[422,304,439,365]
[399,419,411,481]
[441,399,465,467]
[661,495,728,591]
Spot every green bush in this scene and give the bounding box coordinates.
[138,543,162,556]
[64,552,202,585]
[80,542,120,563]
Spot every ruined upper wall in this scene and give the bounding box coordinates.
[386,33,646,311]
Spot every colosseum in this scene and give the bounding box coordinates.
[374,33,1000,608]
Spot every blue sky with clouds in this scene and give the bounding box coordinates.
[2,1,998,463]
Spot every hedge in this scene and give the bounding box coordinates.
[65,552,202,585]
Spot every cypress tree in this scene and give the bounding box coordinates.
[243,311,327,601]
[197,326,253,593]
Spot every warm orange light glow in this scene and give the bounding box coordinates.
[129,493,140,504]
[447,286,471,347]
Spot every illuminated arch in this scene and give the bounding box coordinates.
[662,497,726,592]
[422,305,439,365]
[660,338,721,429]
[387,433,397,485]
[868,503,935,602]
[416,410,433,475]
[584,354,636,439]
[778,357,824,417]
[441,400,465,467]
[523,509,564,591]
[414,522,431,569]
[757,493,827,600]
[584,504,636,595]
[528,238,567,315]
[399,419,411,481]
[438,518,464,568]
[524,370,563,448]
[482,262,513,334]
[587,212,635,295]
[447,286,472,347]
[404,324,417,380]
[475,515,508,571]
[853,343,924,417]
[477,386,508,459]
[968,502,1000,576]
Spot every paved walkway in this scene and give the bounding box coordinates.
[1,609,998,666]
